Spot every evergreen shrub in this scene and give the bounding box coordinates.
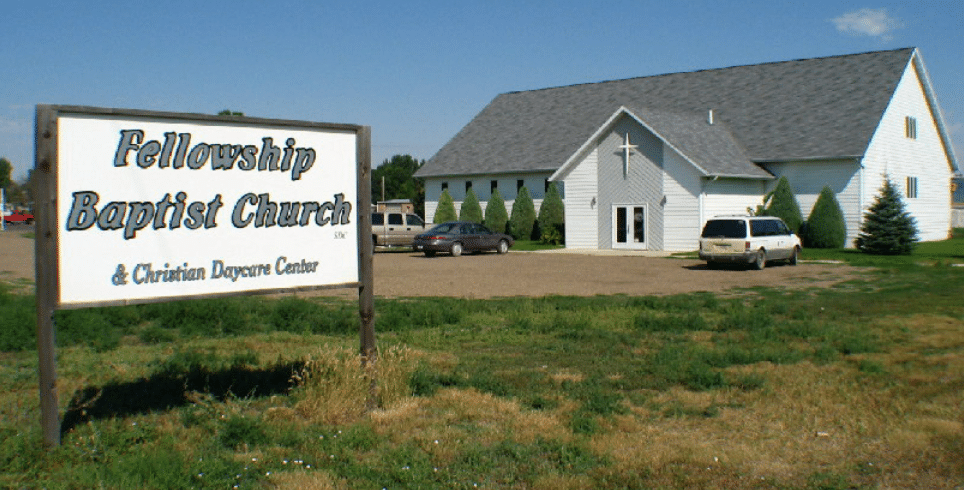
[538,182,565,244]
[433,189,458,224]
[484,188,509,233]
[802,186,847,248]
[509,186,537,240]
[764,176,804,233]
[459,188,483,223]
[855,178,919,255]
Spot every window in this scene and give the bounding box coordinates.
[905,116,918,139]
[544,179,550,192]
[490,180,498,194]
[517,179,524,191]
[465,181,473,193]
[441,182,448,191]
[406,214,424,226]
[388,213,403,225]
[906,176,918,199]
[371,213,384,225]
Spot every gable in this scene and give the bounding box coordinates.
[550,108,771,182]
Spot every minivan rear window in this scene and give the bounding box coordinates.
[701,219,747,238]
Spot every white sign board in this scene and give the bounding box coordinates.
[55,113,360,305]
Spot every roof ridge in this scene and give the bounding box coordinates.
[504,47,916,96]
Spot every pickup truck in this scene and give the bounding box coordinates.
[371,211,426,248]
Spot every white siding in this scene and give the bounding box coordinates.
[558,148,599,248]
[423,173,553,224]
[862,60,953,242]
[762,160,862,245]
[702,178,767,222]
[662,148,702,251]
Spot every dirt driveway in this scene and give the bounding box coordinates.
[353,249,860,298]
[1,228,861,298]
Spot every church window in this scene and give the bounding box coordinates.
[905,116,917,139]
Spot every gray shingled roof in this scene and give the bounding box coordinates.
[416,48,915,179]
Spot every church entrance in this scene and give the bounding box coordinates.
[612,204,647,250]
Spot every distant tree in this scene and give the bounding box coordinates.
[764,176,804,233]
[372,154,425,217]
[434,189,458,224]
[218,110,244,116]
[855,178,919,255]
[509,186,537,240]
[802,186,847,248]
[537,182,565,244]
[459,188,483,224]
[0,158,11,192]
[5,179,28,205]
[484,188,509,233]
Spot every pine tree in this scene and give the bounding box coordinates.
[459,189,483,223]
[509,186,537,240]
[855,178,919,255]
[802,186,847,248]
[484,188,509,233]
[537,182,565,244]
[764,176,804,233]
[433,189,458,224]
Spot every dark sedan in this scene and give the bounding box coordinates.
[413,222,514,257]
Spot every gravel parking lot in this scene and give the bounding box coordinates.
[1,228,860,298]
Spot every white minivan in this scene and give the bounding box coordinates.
[699,216,802,270]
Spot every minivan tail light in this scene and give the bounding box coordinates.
[745,241,751,251]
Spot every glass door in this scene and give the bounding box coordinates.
[613,205,646,249]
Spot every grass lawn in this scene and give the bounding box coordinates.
[0,234,962,488]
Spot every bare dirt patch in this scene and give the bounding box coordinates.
[345,250,863,299]
[0,229,863,298]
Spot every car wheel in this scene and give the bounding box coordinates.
[450,242,463,257]
[789,247,799,266]
[423,250,436,258]
[497,239,509,254]
[753,250,766,270]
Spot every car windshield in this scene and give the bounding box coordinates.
[701,219,747,238]
[428,223,459,234]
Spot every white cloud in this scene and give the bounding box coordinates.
[832,8,903,41]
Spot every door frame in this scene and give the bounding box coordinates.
[611,203,647,250]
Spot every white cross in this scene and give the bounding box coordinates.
[618,132,638,176]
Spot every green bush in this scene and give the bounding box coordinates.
[433,188,458,223]
[803,186,847,248]
[538,182,565,244]
[459,188,483,223]
[54,308,124,352]
[484,188,509,233]
[509,186,537,240]
[764,176,804,233]
[0,287,36,351]
[855,177,919,255]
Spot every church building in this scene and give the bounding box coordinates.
[415,48,959,251]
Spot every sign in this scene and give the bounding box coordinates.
[53,110,361,306]
[34,106,374,447]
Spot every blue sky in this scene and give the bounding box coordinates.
[2,1,961,181]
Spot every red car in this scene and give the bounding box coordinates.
[3,210,34,225]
